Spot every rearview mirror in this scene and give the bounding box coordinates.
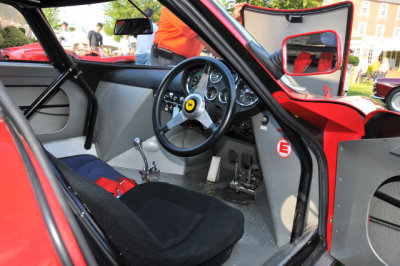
[282,30,342,76]
[114,18,153,36]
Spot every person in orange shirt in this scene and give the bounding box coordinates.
[151,4,245,66]
[151,7,204,65]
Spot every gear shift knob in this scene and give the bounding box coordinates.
[134,137,142,147]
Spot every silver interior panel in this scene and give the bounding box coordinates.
[0,62,88,142]
[251,111,319,247]
[6,86,69,134]
[331,138,400,265]
[94,81,155,161]
[43,136,97,158]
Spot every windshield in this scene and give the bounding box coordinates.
[41,0,265,67]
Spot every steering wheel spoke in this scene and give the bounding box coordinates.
[166,110,188,130]
[195,111,215,130]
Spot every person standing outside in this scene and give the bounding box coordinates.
[135,8,158,65]
[119,35,132,56]
[377,57,389,79]
[58,22,74,49]
[151,7,206,66]
[87,23,103,52]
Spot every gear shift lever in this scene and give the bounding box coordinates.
[134,137,159,182]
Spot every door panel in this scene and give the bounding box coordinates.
[0,62,88,142]
[332,138,400,265]
[243,2,353,96]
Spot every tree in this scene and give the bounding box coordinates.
[348,55,360,66]
[43,8,61,31]
[0,33,4,47]
[103,0,161,41]
[267,0,323,9]
[217,0,322,12]
[0,26,30,48]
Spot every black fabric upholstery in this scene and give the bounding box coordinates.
[133,197,205,248]
[51,156,244,265]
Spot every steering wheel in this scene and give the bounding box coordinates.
[153,57,236,157]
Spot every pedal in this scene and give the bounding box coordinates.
[207,156,221,183]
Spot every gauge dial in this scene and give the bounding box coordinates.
[209,69,223,84]
[236,80,258,106]
[218,88,228,104]
[230,70,239,82]
[205,86,218,101]
[185,69,203,94]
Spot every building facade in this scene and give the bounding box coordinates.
[324,0,400,70]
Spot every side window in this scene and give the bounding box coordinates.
[0,3,45,62]
[43,3,137,65]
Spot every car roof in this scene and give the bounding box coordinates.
[9,0,110,8]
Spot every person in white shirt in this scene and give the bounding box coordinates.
[58,22,74,49]
[135,8,158,65]
[119,35,132,56]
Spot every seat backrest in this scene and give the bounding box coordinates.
[294,51,313,73]
[318,52,333,72]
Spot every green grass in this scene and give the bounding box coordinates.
[348,80,385,106]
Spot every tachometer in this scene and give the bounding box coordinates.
[209,69,223,83]
[236,80,258,106]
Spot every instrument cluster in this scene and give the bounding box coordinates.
[182,64,259,108]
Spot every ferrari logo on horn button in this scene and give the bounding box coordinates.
[185,99,196,112]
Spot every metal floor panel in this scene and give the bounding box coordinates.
[114,166,278,266]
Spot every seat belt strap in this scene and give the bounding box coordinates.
[96,177,136,197]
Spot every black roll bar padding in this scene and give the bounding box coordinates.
[24,68,72,119]
[73,70,98,150]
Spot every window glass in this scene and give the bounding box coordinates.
[394,27,400,38]
[360,1,370,16]
[397,6,400,19]
[378,3,388,17]
[43,2,216,66]
[376,25,384,37]
[0,3,44,62]
[358,23,367,36]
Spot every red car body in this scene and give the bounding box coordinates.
[373,78,400,112]
[1,42,136,63]
[0,117,85,265]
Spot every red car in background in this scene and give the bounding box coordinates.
[0,42,135,63]
[372,78,400,112]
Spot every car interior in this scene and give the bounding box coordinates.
[0,1,329,265]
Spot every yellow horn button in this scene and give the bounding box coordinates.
[185,99,196,112]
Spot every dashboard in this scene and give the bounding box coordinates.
[182,65,259,107]
[162,61,260,114]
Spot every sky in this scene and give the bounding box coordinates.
[58,3,121,45]
[59,3,106,34]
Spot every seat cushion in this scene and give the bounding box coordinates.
[135,197,205,248]
[60,154,124,182]
[52,155,244,265]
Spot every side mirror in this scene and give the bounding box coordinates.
[114,18,153,36]
[282,30,342,76]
